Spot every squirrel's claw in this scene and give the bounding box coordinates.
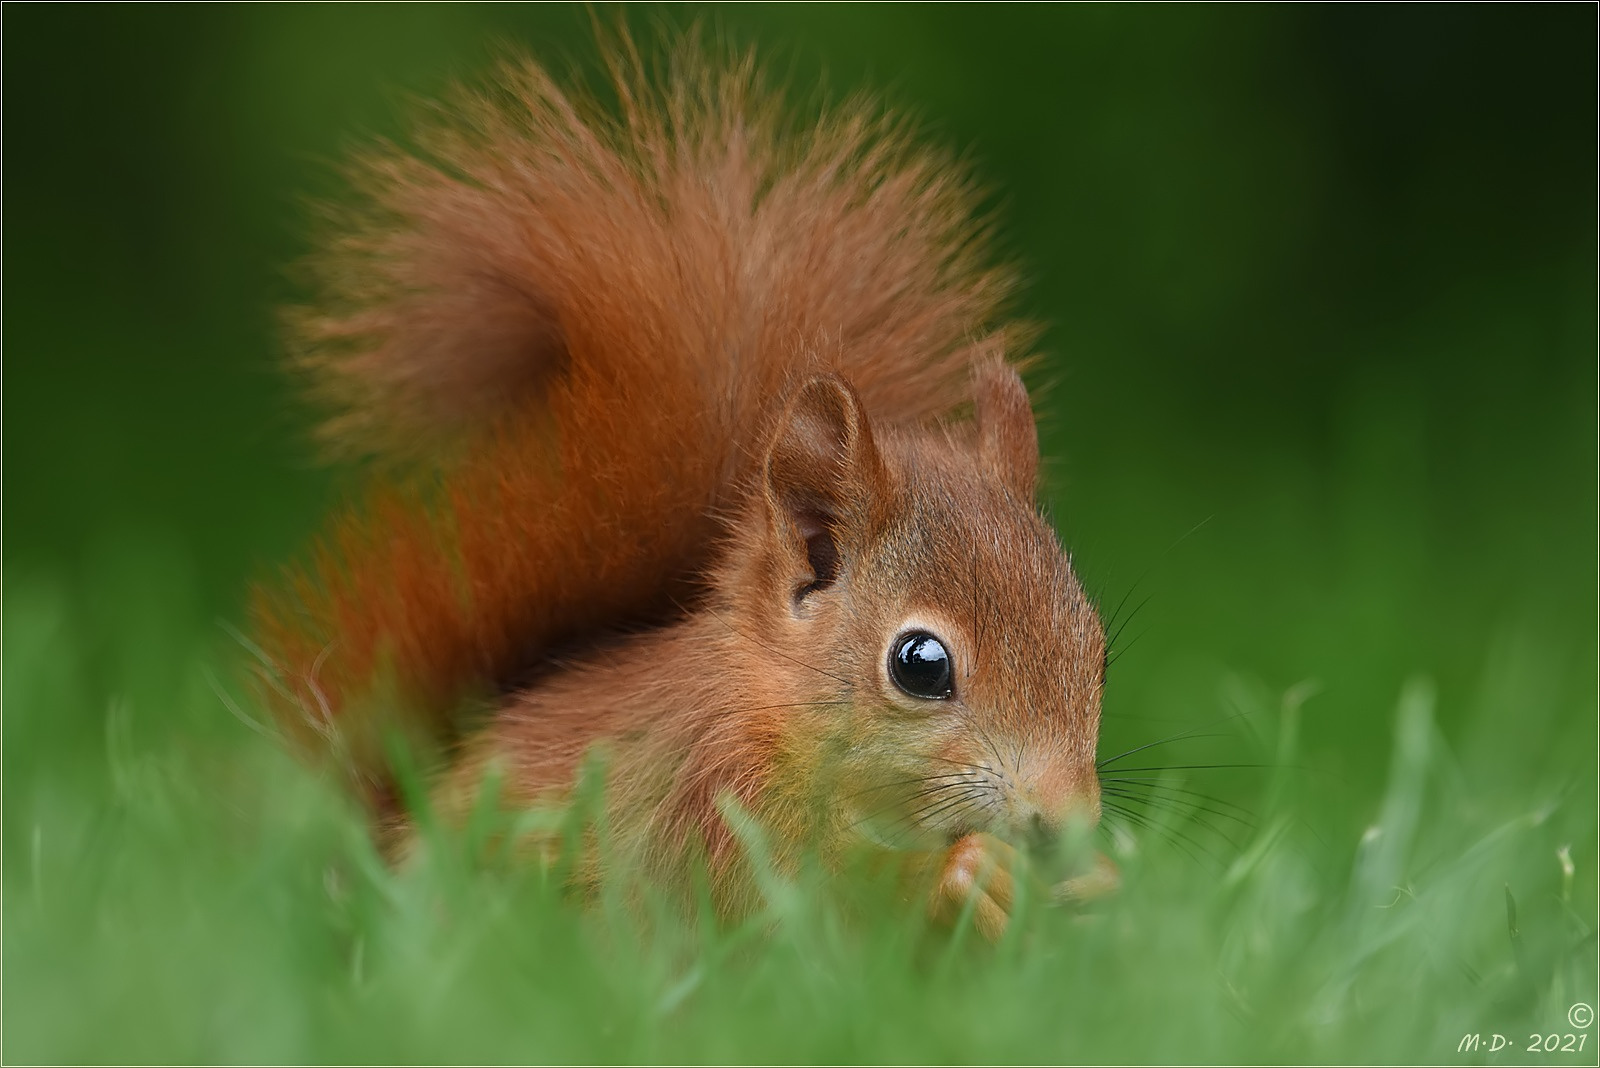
[930,832,1019,942]
[928,835,1120,940]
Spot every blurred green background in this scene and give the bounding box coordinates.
[6,4,1595,1063]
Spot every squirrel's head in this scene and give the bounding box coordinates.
[730,362,1105,858]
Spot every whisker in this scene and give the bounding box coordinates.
[1100,783,1248,824]
[1101,799,1225,869]
[1096,730,1236,768]
[905,784,990,829]
[969,720,1014,784]
[1099,801,1210,867]
[1099,513,1213,658]
[1103,782,1253,841]
[899,789,989,847]
[1101,773,1257,800]
[1100,762,1294,775]
[1100,780,1256,824]
[1102,580,1136,633]
[880,784,992,846]
[1104,629,1147,670]
[850,779,978,830]
[1101,787,1252,850]
[1096,708,1257,769]
[921,754,993,774]
[845,772,975,802]
[1106,594,1151,656]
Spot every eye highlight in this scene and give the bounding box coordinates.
[889,631,954,699]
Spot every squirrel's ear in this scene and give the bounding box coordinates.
[974,360,1039,500]
[763,375,887,600]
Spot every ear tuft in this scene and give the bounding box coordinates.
[764,375,885,602]
[974,360,1039,500]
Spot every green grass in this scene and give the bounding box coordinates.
[4,6,1595,1064]
[5,540,1593,1064]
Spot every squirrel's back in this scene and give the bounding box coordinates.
[249,36,1032,808]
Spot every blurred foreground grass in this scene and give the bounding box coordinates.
[5,535,1593,1064]
[4,6,1596,1064]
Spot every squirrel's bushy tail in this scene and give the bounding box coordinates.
[249,35,1028,804]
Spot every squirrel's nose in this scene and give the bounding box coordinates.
[1023,811,1059,857]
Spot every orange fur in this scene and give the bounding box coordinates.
[250,35,1109,936]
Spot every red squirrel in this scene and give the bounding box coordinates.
[250,37,1115,940]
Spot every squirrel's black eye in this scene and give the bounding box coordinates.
[889,631,954,699]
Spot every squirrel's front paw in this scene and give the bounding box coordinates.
[1051,851,1120,904]
[926,834,1120,940]
[928,832,1020,942]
